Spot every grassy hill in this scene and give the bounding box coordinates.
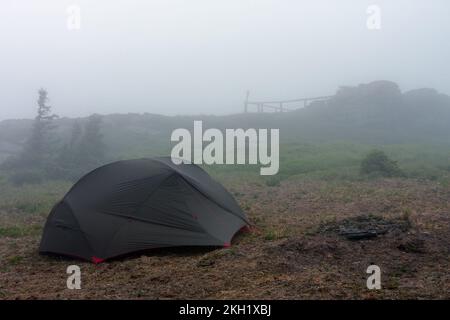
[1,80,450,183]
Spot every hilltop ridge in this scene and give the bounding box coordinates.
[1,81,450,162]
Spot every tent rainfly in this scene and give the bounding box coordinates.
[39,157,249,263]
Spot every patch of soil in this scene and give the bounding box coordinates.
[397,236,426,254]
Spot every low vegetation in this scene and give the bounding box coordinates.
[360,150,403,177]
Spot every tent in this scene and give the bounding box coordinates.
[39,157,249,263]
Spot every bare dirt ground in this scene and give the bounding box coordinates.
[1,178,450,299]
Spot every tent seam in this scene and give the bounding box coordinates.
[61,200,96,257]
[104,172,177,256]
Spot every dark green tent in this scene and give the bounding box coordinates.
[39,157,249,263]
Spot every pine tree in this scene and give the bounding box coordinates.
[23,88,58,167]
[3,89,58,184]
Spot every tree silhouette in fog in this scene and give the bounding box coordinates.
[56,115,106,181]
[24,88,58,167]
[2,89,59,184]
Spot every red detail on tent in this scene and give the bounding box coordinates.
[91,256,105,264]
[223,242,231,248]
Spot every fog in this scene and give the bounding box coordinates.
[1,0,449,120]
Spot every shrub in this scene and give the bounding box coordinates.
[265,175,283,187]
[360,150,403,177]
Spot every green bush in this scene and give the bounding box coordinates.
[360,150,403,177]
[264,175,283,187]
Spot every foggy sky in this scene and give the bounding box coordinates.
[1,0,449,120]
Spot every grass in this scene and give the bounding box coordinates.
[2,142,449,191]
[0,141,449,219]
[0,225,42,238]
[263,228,287,241]
[7,255,24,265]
[0,155,449,299]
[206,142,450,185]
[0,180,71,216]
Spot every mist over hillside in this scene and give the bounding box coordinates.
[1,80,450,163]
